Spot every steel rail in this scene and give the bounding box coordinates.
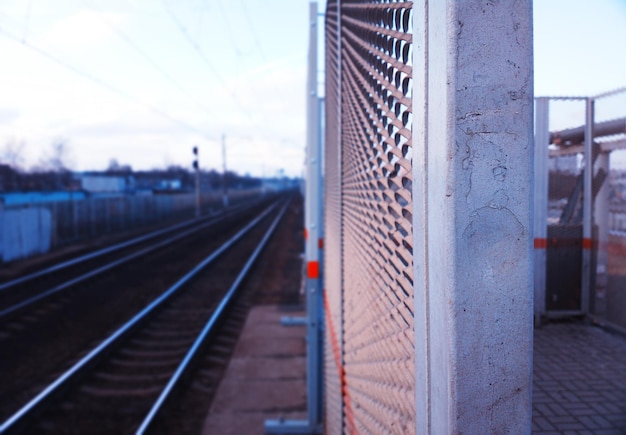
[0,201,252,292]
[0,203,257,319]
[0,200,281,434]
[136,199,291,434]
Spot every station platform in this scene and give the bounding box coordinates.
[202,305,307,434]
[202,306,626,434]
[533,321,626,434]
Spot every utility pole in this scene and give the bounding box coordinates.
[193,145,200,217]
[222,134,229,208]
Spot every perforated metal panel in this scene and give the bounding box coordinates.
[324,1,414,433]
[323,1,344,435]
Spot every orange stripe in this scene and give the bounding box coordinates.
[608,241,626,256]
[318,238,324,249]
[535,237,626,254]
[304,228,308,240]
[324,292,357,435]
[307,261,319,279]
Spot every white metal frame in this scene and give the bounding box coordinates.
[265,3,323,433]
[533,92,620,320]
[533,97,549,325]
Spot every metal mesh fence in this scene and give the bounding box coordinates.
[594,89,626,330]
[323,2,344,434]
[324,1,414,433]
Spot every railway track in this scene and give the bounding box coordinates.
[0,200,257,319]
[0,193,297,433]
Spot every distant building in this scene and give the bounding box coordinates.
[77,174,134,193]
[157,179,182,191]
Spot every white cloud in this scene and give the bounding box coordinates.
[37,10,126,51]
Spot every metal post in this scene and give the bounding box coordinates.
[334,2,343,432]
[105,197,111,233]
[315,95,324,419]
[194,145,201,217]
[72,194,78,240]
[593,151,609,316]
[581,97,595,314]
[90,198,96,237]
[266,3,322,434]
[534,97,550,325]
[222,134,229,209]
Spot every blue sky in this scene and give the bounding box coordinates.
[0,1,624,176]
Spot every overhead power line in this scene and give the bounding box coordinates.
[82,0,215,117]
[0,25,210,138]
[22,0,33,42]
[239,0,266,61]
[161,0,253,118]
[215,0,243,57]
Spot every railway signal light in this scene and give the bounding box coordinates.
[193,145,200,217]
[192,146,199,170]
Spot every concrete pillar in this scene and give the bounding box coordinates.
[412,2,534,433]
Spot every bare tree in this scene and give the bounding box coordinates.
[0,139,26,171]
[106,158,133,175]
[39,138,74,172]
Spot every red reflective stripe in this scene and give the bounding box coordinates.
[582,238,593,250]
[318,238,324,249]
[304,229,308,240]
[324,291,357,435]
[534,238,547,249]
[608,241,626,256]
[307,261,319,279]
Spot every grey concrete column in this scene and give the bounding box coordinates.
[412,1,534,433]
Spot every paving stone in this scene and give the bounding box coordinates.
[592,430,624,435]
[210,378,306,413]
[547,403,570,416]
[569,407,600,417]
[555,421,586,430]
[577,415,601,429]
[561,401,588,410]
[533,322,626,433]
[591,415,614,429]
[535,403,555,417]
[548,415,579,424]
[533,416,556,431]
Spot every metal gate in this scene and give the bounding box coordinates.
[534,88,626,329]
